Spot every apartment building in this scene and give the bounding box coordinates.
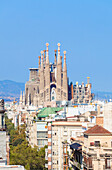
[82,125,112,170]
[47,121,84,170]
[0,99,9,166]
[29,121,48,148]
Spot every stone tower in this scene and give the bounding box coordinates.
[63,51,68,100]
[56,43,62,101]
[45,43,50,102]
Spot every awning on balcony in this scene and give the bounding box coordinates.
[70,143,82,150]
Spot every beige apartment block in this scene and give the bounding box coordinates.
[28,121,48,148]
[47,121,84,170]
[83,125,112,170]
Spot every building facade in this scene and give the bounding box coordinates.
[20,43,93,107]
[103,102,112,132]
[82,125,112,170]
[24,43,68,107]
[70,77,93,104]
[47,121,84,170]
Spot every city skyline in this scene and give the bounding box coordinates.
[0,1,112,92]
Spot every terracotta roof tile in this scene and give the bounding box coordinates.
[84,125,111,135]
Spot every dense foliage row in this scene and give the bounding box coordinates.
[5,115,47,170]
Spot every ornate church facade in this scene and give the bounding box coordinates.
[20,43,93,107]
[24,43,68,107]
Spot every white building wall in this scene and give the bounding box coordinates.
[104,102,112,132]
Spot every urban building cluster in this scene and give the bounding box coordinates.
[1,43,112,170]
[5,97,112,170]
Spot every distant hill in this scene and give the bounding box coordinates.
[0,80,25,101]
[93,90,112,101]
[0,80,112,102]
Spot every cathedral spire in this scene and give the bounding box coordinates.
[54,50,57,65]
[57,43,61,64]
[63,51,67,71]
[38,56,41,76]
[63,50,68,100]
[46,43,49,64]
[41,51,44,69]
[43,50,46,66]
[38,56,41,67]
[61,56,62,71]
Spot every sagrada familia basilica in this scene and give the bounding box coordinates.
[20,43,93,107]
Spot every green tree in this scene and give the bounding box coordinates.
[5,116,47,170]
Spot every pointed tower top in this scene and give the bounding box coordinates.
[46,43,49,47]
[41,50,44,55]
[46,43,49,64]
[57,43,61,47]
[41,51,43,62]
[43,50,46,66]
[38,56,41,68]
[41,51,44,62]
[63,51,66,55]
[63,51,66,60]
[57,43,61,64]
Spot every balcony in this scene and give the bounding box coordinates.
[83,161,93,170]
[70,159,81,169]
[103,165,111,170]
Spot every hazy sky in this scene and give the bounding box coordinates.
[0,0,112,92]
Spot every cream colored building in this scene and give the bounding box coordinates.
[47,121,85,170]
[28,121,48,148]
[83,125,112,170]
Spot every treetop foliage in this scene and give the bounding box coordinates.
[5,115,47,170]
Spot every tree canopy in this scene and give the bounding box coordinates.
[5,115,47,170]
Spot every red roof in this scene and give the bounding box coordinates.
[84,125,111,135]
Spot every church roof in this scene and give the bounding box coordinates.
[37,107,63,118]
[84,125,111,136]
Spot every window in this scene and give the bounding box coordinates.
[38,139,44,145]
[105,158,110,169]
[94,141,100,147]
[52,96,54,100]
[37,131,47,138]
[64,131,67,136]
[64,147,66,154]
